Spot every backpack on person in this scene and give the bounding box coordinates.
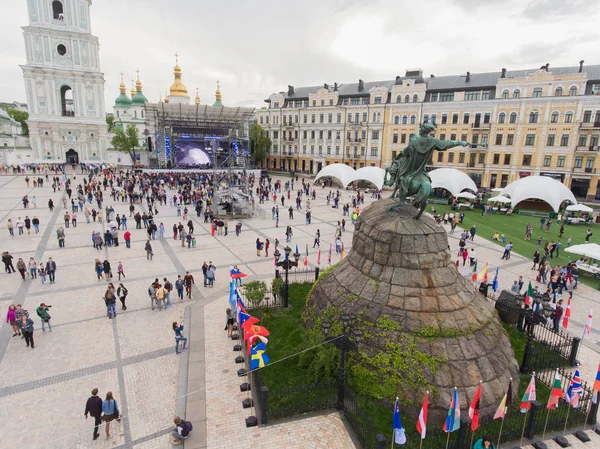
[180,420,193,436]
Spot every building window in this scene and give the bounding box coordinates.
[327,146,331,155]
[360,147,365,156]
[543,155,551,167]
[452,113,459,124]
[478,153,485,164]
[579,135,587,147]
[495,134,502,145]
[450,133,456,140]
[362,112,368,122]
[370,147,378,156]
[401,134,406,143]
[437,152,444,162]
[328,113,332,123]
[430,93,438,102]
[362,97,369,105]
[404,95,410,103]
[532,88,542,98]
[410,115,416,125]
[560,135,569,147]
[259,116,263,124]
[586,157,595,169]
[355,113,359,123]
[547,134,555,146]
[440,92,454,102]
[557,156,565,167]
[458,153,465,163]
[394,115,400,125]
[441,113,448,124]
[463,113,470,124]
[498,112,506,124]
[583,110,592,123]
[311,145,314,154]
[440,134,446,140]
[372,130,380,140]
[575,156,583,168]
[493,153,500,164]
[401,115,407,125]
[294,115,298,123]
[393,133,398,143]
[448,152,455,163]
[504,154,511,165]
[509,112,517,124]
[482,90,490,100]
[336,130,341,139]
[464,91,480,101]
[522,154,532,166]
[529,112,539,123]
[273,102,280,108]
[52,1,64,19]
[502,90,509,99]
[312,100,316,106]
[311,130,315,139]
[423,114,429,123]
[413,94,418,103]
[396,95,402,103]
[337,113,341,123]
[303,114,307,123]
[483,113,490,124]
[335,146,340,155]
[513,89,520,99]
[329,99,334,106]
[319,114,324,123]
[60,85,74,116]
[550,112,559,123]
[570,86,578,96]
[555,87,563,96]
[374,97,382,104]
[327,130,332,140]
[525,134,535,145]
[265,116,269,124]
[273,131,279,139]
[311,114,315,123]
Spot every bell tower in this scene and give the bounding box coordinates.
[21,0,109,162]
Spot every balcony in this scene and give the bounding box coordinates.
[576,145,599,152]
[574,167,597,174]
[471,122,491,129]
[580,122,600,130]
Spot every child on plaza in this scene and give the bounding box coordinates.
[117,262,125,280]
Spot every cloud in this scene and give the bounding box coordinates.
[522,0,594,19]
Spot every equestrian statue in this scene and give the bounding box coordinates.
[384,121,486,219]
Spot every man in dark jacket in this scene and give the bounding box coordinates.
[84,388,103,440]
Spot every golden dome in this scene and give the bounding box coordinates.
[215,80,222,101]
[130,80,136,98]
[119,72,126,94]
[164,89,169,103]
[169,53,188,97]
[195,87,200,105]
[135,69,142,91]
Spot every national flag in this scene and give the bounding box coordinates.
[328,244,332,265]
[472,260,478,274]
[524,281,534,307]
[547,370,564,409]
[494,381,513,419]
[565,369,583,408]
[492,267,499,292]
[563,297,571,329]
[443,388,460,433]
[249,342,270,370]
[304,244,308,267]
[317,249,321,265]
[246,334,269,355]
[340,243,345,260]
[469,383,482,431]
[244,324,270,341]
[230,267,247,279]
[472,262,488,283]
[583,308,593,340]
[237,296,246,314]
[416,392,428,439]
[592,364,600,404]
[520,374,536,413]
[238,311,258,332]
[393,397,407,445]
[228,280,237,309]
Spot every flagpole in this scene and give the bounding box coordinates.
[470,430,474,449]
[541,406,551,440]
[445,431,450,449]
[583,395,592,432]
[563,404,571,436]
[497,377,511,449]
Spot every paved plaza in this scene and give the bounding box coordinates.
[0,170,598,449]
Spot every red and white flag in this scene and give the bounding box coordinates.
[583,307,593,340]
[563,297,571,329]
[468,383,482,431]
[416,392,428,439]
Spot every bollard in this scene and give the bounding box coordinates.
[520,337,533,374]
[569,337,581,367]
[375,434,387,449]
[525,401,542,440]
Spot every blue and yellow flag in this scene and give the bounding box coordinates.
[250,342,270,370]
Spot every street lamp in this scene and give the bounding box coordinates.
[321,313,363,410]
[274,246,300,307]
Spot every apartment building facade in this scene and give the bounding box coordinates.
[257,62,600,200]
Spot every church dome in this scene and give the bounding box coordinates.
[114,78,132,108]
[169,55,188,97]
[132,72,148,105]
[213,80,223,107]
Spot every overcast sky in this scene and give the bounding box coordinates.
[1,0,599,110]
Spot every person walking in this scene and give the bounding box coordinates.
[117,283,128,311]
[7,218,14,237]
[145,240,153,260]
[313,229,321,248]
[36,303,52,332]
[19,314,35,349]
[38,262,47,285]
[225,308,235,338]
[184,271,194,299]
[57,227,66,248]
[264,239,270,257]
[175,275,184,300]
[6,305,20,337]
[256,238,262,256]
[155,283,166,311]
[16,258,27,280]
[124,230,131,248]
[173,322,188,354]
[117,261,125,280]
[552,300,564,332]
[207,264,216,287]
[148,282,157,310]
[94,259,104,281]
[2,251,15,273]
[103,260,112,281]
[101,391,120,438]
[28,257,37,278]
[163,277,172,308]
[32,216,40,233]
[104,284,117,319]
[84,388,103,441]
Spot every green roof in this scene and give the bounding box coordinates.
[213,99,223,107]
[132,91,148,105]
[114,93,132,107]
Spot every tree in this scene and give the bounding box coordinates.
[111,123,140,164]
[249,123,271,165]
[106,113,115,131]
[5,109,29,136]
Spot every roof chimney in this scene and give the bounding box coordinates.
[358,79,364,92]
[465,72,471,83]
[288,85,294,96]
[430,74,435,78]
[579,60,585,73]
[334,82,338,92]
[545,63,550,72]
[394,76,403,85]
[501,68,506,78]
[324,83,329,90]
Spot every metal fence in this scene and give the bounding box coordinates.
[342,386,387,449]
[266,381,338,421]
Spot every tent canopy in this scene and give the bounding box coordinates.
[314,164,386,189]
[488,195,511,203]
[565,243,600,260]
[455,191,476,199]
[499,176,577,212]
[429,168,478,197]
[566,204,594,213]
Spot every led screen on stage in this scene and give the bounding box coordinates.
[174,140,214,168]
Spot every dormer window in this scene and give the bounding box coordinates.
[52,1,64,20]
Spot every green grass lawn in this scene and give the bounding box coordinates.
[433,205,600,289]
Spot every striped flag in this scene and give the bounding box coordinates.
[468,383,482,431]
[583,308,593,340]
[565,369,583,408]
[443,388,460,433]
[563,297,571,329]
[524,281,534,307]
[520,374,536,413]
[547,370,564,410]
[494,380,513,419]
[304,244,308,267]
[317,249,321,265]
[592,364,600,404]
[340,243,345,260]
[416,392,428,439]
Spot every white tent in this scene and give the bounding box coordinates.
[488,195,511,203]
[314,163,356,188]
[354,166,386,189]
[429,168,478,197]
[565,243,600,260]
[491,188,505,193]
[566,204,594,213]
[455,191,476,199]
[499,176,577,212]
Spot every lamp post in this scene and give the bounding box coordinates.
[274,246,300,307]
[321,314,363,410]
